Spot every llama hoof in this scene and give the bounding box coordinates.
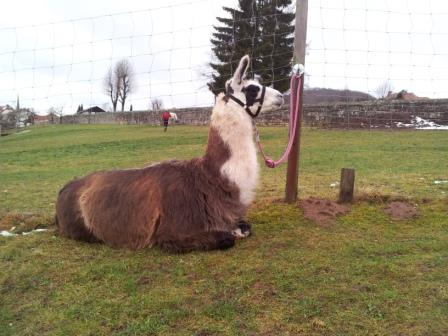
[232,228,249,238]
[232,221,251,239]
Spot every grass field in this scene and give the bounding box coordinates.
[1,124,447,335]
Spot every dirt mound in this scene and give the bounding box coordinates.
[384,201,418,220]
[300,198,349,227]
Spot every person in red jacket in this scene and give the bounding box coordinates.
[162,111,171,132]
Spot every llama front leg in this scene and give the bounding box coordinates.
[232,219,251,239]
[156,231,235,253]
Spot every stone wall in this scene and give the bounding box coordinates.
[61,107,212,126]
[61,99,448,128]
[303,99,448,128]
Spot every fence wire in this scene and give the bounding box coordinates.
[0,0,447,201]
[0,0,447,130]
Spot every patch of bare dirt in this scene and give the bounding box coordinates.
[300,197,350,227]
[384,201,418,220]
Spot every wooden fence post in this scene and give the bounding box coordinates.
[338,168,355,203]
[285,0,308,203]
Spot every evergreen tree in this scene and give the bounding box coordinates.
[76,104,84,114]
[208,0,294,95]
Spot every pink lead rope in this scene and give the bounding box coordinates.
[255,69,304,168]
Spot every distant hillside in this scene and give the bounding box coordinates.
[302,88,375,104]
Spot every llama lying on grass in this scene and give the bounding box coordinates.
[55,55,284,252]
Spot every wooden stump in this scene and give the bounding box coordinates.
[338,168,355,203]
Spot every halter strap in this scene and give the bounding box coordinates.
[225,85,266,118]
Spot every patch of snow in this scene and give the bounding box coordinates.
[1,228,48,237]
[396,116,448,130]
[434,180,448,184]
[0,230,17,237]
[22,228,48,236]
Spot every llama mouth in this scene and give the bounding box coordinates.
[274,100,284,108]
[275,96,284,107]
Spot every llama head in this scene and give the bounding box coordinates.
[224,55,284,118]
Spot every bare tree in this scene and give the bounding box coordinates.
[104,59,135,112]
[103,67,119,112]
[151,98,164,111]
[116,59,135,111]
[48,106,64,124]
[375,80,393,99]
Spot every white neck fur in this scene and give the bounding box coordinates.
[211,93,259,206]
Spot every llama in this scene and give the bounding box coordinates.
[55,55,284,252]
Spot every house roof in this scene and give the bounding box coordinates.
[0,105,13,114]
[81,106,106,113]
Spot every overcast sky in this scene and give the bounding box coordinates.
[0,0,447,115]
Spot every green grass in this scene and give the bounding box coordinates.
[1,124,447,335]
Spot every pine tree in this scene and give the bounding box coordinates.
[208,0,294,95]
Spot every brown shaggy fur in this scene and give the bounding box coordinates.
[55,127,246,252]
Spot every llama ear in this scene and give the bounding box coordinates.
[233,55,250,85]
[225,79,234,94]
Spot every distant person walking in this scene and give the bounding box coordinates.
[162,111,171,132]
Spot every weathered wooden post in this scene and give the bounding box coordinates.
[338,168,355,203]
[285,0,308,203]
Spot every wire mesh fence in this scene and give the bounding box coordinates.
[0,0,446,126]
[0,0,447,199]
